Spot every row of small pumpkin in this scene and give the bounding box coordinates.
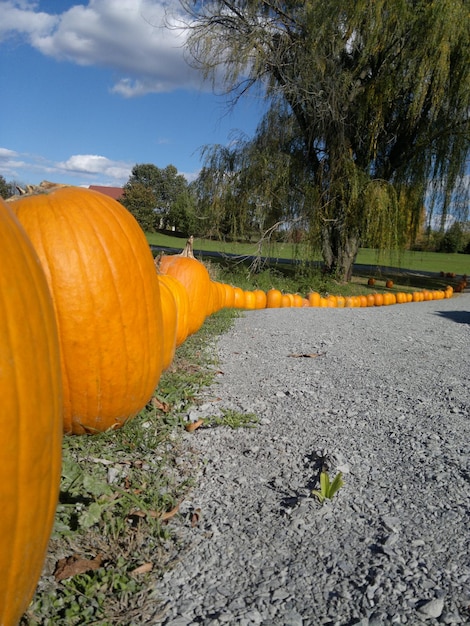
[0,183,458,626]
[201,283,454,312]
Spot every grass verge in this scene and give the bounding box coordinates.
[21,308,239,626]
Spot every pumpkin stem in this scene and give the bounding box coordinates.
[180,235,195,259]
[154,235,197,271]
[154,252,163,272]
[10,181,68,200]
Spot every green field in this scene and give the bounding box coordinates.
[147,232,469,276]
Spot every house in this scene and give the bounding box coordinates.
[88,185,124,201]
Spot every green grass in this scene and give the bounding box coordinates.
[147,232,469,276]
[356,248,469,275]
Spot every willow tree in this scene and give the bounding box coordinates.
[194,109,301,241]
[179,0,469,280]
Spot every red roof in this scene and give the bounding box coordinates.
[89,185,124,200]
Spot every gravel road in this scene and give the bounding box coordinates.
[156,294,470,626]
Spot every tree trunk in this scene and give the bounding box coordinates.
[321,221,360,283]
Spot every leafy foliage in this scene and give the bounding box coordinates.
[0,175,15,199]
[121,164,195,233]
[312,471,344,504]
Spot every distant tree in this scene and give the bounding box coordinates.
[0,175,14,199]
[122,164,189,231]
[166,189,198,235]
[121,182,157,232]
[438,222,464,253]
[180,0,470,281]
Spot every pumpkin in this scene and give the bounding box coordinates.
[368,277,376,286]
[205,281,220,315]
[157,273,190,347]
[214,281,228,310]
[308,292,321,307]
[385,279,394,288]
[253,289,267,309]
[0,200,62,625]
[233,286,246,308]
[222,283,236,309]
[244,290,256,310]
[265,288,281,308]
[10,184,164,435]
[156,277,178,370]
[158,236,211,335]
[281,294,292,307]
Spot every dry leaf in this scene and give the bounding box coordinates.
[151,397,170,412]
[54,554,103,581]
[191,508,202,527]
[185,419,204,432]
[160,503,180,521]
[131,562,153,575]
[127,503,180,522]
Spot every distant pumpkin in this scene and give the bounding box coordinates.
[158,236,211,336]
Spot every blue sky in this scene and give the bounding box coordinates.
[0,0,266,187]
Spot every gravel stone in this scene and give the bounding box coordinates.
[417,597,445,619]
[156,294,470,625]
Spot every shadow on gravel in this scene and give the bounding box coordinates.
[275,451,329,514]
[434,310,470,325]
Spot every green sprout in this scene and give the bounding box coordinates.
[312,470,344,503]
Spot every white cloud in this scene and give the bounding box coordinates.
[0,146,133,185]
[0,147,19,159]
[0,146,27,179]
[0,0,203,95]
[0,1,58,41]
[57,154,133,181]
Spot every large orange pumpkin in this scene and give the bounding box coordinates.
[10,184,164,435]
[158,236,211,336]
[0,200,62,625]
